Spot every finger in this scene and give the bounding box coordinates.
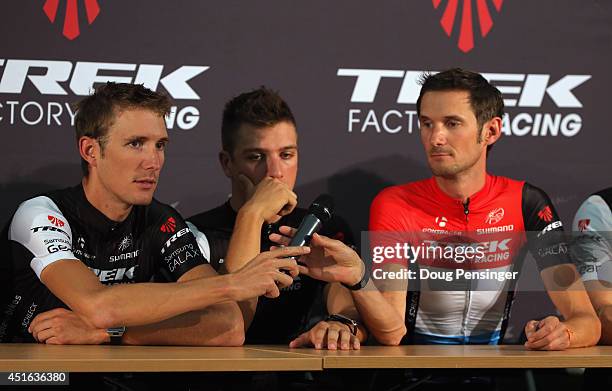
[313,325,329,349]
[326,327,340,350]
[352,335,361,350]
[525,326,565,349]
[45,337,62,345]
[274,271,294,289]
[267,245,310,260]
[524,320,539,339]
[35,328,56,344]
[339,329,351,350]
[280,193,298,216]
[529,316,560,342]
[289,332,312,348]
[29,318,54,336]
[280,265,299,279]
[278,225,298,238]
[28,308,66,332]
[269,233,291,246]
[298,265,310,276]
[264,282,281,299]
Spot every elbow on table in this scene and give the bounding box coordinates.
[374,325,407,346]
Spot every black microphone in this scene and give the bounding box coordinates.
[287,194,334,259]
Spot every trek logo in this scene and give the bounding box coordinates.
[0,59,208,100]
[485,208,504,225]
[433,0,503,53]
[338,69,590,108]
[160,217,177,233]
[90,266,137,283]
[537,220,563,238]
[47,215,65,227]
[537,206,554,223]
[31,225,69,237]
[43,0,100,40]
[578,219,590,232]
[160,227,190,255]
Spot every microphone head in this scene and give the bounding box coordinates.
[308,194,334,222]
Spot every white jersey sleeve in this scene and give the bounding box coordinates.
[9,196,78,279]
[186,221,211,262]
[571,194,612,283]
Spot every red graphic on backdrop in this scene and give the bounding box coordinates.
[537,206,553,223]
[43,0,100,40]
[160,217,176,233]
[432,0,503,53]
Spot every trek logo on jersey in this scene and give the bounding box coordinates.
[537,220,563,238]
[160,217,177,233]
[485,208,504,225]
[435,216,448,228]
[537,206,554,223]
[43,0,100,40]
[578,219,591,232]
[47,215,65,227]
[160,227,191,255]
[433,0,503,53]
[90,266,137,283]
[31,225,69,237]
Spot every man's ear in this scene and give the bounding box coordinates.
[483,117,502,147]
[78,136,98,169]
[219,150,233,178]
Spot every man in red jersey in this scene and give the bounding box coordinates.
[369,68,600,349]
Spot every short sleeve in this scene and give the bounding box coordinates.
[9,196,77,278]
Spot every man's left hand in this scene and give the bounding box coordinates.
[524,316,571,350]
[289,320,360,350]
[270,226,364,286]
[28,308,108,345]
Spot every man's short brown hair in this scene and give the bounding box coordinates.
[221,87,296,155]
[74,82,172,175]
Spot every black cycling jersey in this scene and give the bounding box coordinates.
[0,184,207,342]
[187,201,354,344]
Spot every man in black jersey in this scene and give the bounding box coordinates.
[0,82,304,345]
[188,87,374,349]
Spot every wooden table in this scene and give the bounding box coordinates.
[0,344,322,372]
[2,344,612,372]
[253,345,612,369]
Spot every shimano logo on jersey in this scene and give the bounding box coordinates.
[31,225,69,237]
[160,227,190,255]
[109,250,141,263]
[476,225,515,234]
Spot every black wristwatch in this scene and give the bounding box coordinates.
[325,314,358,336]
[106,326,126,345]
[341,260,369,291]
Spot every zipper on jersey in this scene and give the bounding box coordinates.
[463,198,470,223]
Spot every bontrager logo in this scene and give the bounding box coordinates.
[47,215,65,227]
[433,0,503,53]
[43,0,100,40]
[160,217,176,233]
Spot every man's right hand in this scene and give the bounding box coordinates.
[229,246,309,300]
[240,176,297,223]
